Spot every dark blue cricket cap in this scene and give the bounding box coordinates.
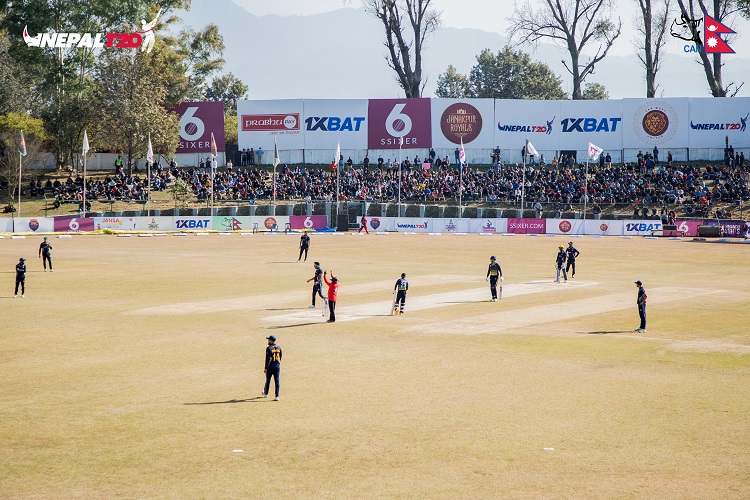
[266,335,276,341]
[634,280,642,285]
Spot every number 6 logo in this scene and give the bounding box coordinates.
[303,217,314,228]
[179,107,205,141]
[69,218,79,231]
[385,104,412,137]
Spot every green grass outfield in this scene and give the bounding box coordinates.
[1,232,749,498]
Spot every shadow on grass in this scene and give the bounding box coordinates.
[184,396,266,405]
[267,322,320,329]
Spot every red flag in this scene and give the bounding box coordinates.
[210,132,218,157]
[704,14,735,53]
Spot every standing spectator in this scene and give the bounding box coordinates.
[565,242,580,278]
[393,272,409,315]
[605,152,612,168]
[485,255,503,302]
[323,270,339,323]
[454,147,460,165]
[38,236,53,272]
[114,155,123,173]
[256,147,264,165]
[653,146,659,163]
[262,335,282,401]
[363,155,370,171]
[555,245,568,283]
[307,262,326,308]
[667,151,673,166]
[249,148,255,166]
[14,257,26,298]
[358,214,369,234]
[634,280,647,333]
[298,232,310,262]
[533,201,543,219]
[226,158,233,173]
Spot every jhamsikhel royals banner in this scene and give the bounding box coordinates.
[174,101,225,153]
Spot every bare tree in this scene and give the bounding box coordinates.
[633,0,671,97]
[674,0,744,96]
[508,0,622,100]
[364,0,441,98]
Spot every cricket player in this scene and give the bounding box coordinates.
[323,270,338,323]
[298,232,310,262]
[393,273,409,315]
[262,335,282,401]
[555,245,567,283]
[358,214,369,234]
[485,255,503,302]
[635,280,647,333]
[565,242,580,278]
[39,237,53,271]
[15,257,26,298]
[307,261,326,308]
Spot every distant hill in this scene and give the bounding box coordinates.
[175,1,750,100]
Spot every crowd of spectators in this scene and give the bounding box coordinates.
[16,155,750,218]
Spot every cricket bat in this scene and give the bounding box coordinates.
[390,291,397,315]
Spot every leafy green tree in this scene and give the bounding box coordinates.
[435,65,471,98]
[0,113,48,210]
[224,114,238,145]
[582,82,610,100]
[205,73,249,115]
[469,47,567,100]
[163,25,225,101]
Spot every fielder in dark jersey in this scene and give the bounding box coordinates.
[39,237,53,271]
[393,273,409,315]
[298,233,310,262]
[555,245,567,283]
[307,261,326,308]
[565,242,580,277]
[486,255,503,301]
[262,335,282,400]
[635,280,648,333]
[15,258,26,297]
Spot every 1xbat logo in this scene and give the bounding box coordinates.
[304,116,365,132]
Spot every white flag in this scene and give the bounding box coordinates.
[588,142,604,161]
[82,130,90,156]
[147,133,154,164]
[273,136,280,167]
[334,141,340,167]
[525,139,538,157]
[459,137,466,165]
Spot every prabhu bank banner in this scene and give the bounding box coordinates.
[238,99,305,150]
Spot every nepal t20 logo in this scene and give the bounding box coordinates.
[498,116,555,134]
[23,9,162,53]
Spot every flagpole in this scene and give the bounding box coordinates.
[336,140,340,217]
[147,158,151,217]
[82,153,87,217]
[521,154,526,216]
[584,156,589,221]
[459,161,463,213]
[398,138,402,217]
[17,154,22,218]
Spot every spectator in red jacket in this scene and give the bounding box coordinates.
[323,270,339,323]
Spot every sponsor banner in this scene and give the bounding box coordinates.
[468,218,508,233]
[54,217,95,232]
[431,218,471,233]
[494,100,561,151]
[720,219,745,237]
[302,99,368,149]
[687,97,750,149]
[174,101,225,153]
[430,99,495,149]
[507,218,547,234]
[584,219,623,236]
[393,217,431,232]
[558,99,623,151]
[547,219,586,235]
[368,98,432,149]
[173,216,213,230]
[12,217,55,233]
[237,99,305,150]
[674,220,702,237]
[622,220,663,235]
[0,218,13,232]
[622,98,689,148]
[132,216,174,231]
[362,216,395,232]
[290,215,328,230]
[213,216,252,231]
[94,216,137,231]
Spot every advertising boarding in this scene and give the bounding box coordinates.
[174,101,225,153]
[494,100,560,152]
[12,217,55,233]
[54,217,95,232]
[368,98,432,150]
[238,99,305,150]
[507,218,547,234]
[687,97,750,148]
[431,218,471,233]
[558,99,623,151]
[468,218,508,233]
[430,99,494,150]
[622,98,690,148]
[302,99,368,149]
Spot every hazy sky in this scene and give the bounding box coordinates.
[229,0,749,58]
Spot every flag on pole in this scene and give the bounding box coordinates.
[525,139,538,157]
[210,132,218,157]
[19,130,27,157]
[82,130,90,156]
[334,141,340,168]
[147,133,154,164]
[459,137,466,165]
[273,136,280,167]
[587,142,604,161]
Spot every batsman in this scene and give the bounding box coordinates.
[486,255,503,302]
[393,273,409,315]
